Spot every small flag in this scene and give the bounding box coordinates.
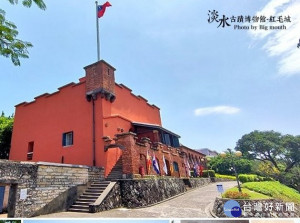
[162,155,168,175]
[193,163,198,177]
[170,163,174,174]
[152,153,160,174]
[199,165,204,177]
[185,158,191,177]
[146,150,152,174]
[98,1,112,18]
[169,153,174,174]
[186,159,190,169]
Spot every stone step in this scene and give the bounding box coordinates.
[107,171,122,175]
[74,201,93,205]
[76,198,96,203]
[69,205,89,211]
[107,174,122,178]
[90,184,108,188]
[106,176,122,179]
[107,174,122,177]
[68,180,111,213]
[80,194,99,200]
[91,182,110,186]
[82,192,101,197]
[85,189,105,193]
[110,169,122,172]
[68,208,89,213]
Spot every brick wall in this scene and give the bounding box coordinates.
[111,132,188,178]
[84,60,115,96]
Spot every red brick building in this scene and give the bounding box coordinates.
[10,60,205,178]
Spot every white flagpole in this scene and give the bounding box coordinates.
[95,1,100,61]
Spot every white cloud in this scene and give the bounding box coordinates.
[248,0,300,76]
[194,106,241,116]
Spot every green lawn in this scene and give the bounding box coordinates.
[223,187,271,199]
[222,181,300,204]
[242,181,300,204]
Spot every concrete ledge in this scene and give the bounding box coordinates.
[91,182,116,206]
[36,162,90,169]
[89,182,122,213]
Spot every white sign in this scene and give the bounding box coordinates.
[20,188,27,200]
[217,184,224,193]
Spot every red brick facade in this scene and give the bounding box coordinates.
[104,132,206,178]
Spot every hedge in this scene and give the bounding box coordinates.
[202,170,215,177]
[238,174,274,183]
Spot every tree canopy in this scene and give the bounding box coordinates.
[0,112,14,159]
[209,154,253,175]
[235,130,300,173]
[0,0,46,65]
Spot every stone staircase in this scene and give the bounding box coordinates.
[68,181,111,213]
[106,157,123,180]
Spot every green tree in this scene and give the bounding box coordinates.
[278,167,300,191]
[0,112,14,159]
[209,155,253,175]
[235,130,300,173]
[281,134,300,172]
[0,0,46,65]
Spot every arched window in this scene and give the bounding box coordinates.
[173,161,179,172]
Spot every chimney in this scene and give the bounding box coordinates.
[84,60,116,102]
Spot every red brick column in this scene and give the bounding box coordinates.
[115,132,139,178]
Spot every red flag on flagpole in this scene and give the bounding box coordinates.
[95,1,111,61]
[97,1,112,18]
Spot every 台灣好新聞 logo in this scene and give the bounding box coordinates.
[224,200,242,217]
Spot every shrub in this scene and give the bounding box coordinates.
[238,174,248,183]
[202,170,215,177]
[224,191,250,199]
[215,174,236,180]
[238,174,274,183]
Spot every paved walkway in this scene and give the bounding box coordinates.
[36,181,237,218]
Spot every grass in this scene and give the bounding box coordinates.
[222,187,271,199]
[242,181,300,204]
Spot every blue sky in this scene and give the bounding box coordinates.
[1,0,300,152]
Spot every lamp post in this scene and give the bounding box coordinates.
[220,148,242,192]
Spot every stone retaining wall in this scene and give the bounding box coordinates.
[185,178,211,188]
[0,160,104,217]
[120,178,186,208]
[119,178,211,208]
[213,197,299,218]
